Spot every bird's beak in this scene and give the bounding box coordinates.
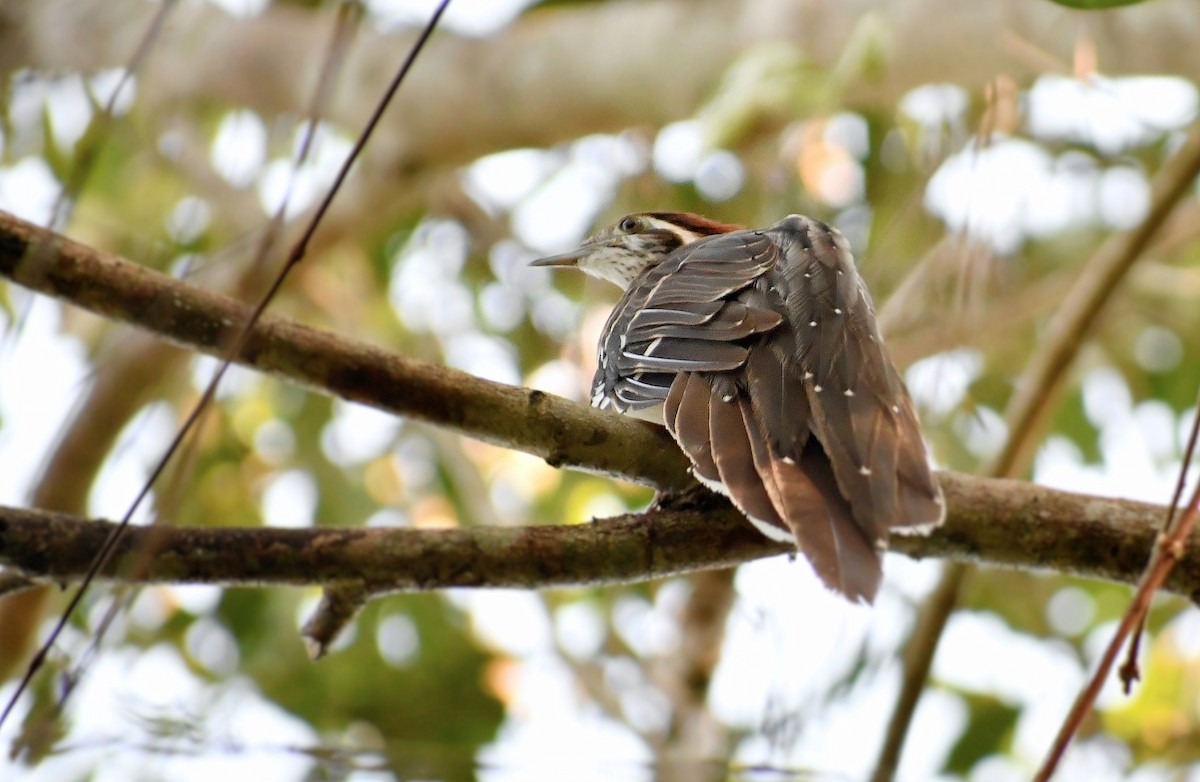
[529,246,590,268]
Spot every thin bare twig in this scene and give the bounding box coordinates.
[47,0,179,234]
[871,120,1200,782]
[1034,390,1200,781]
[1034,497,1200,781]
[1119,384,1200,690]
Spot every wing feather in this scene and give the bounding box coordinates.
[593,230,784,412]
[765,216,945,537]
[742,400,881,602]
[667,374,720,487]
[708,384,784,532]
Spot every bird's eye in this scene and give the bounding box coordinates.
[618,216,640,233]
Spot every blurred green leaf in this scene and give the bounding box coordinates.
[246,595,504,749]
[699,43,827,148]
[944,692,1019,774]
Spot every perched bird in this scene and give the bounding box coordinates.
[532,212,943,603]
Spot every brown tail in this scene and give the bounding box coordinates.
[665,373,882,603]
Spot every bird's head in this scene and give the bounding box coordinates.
[530,211,741,290]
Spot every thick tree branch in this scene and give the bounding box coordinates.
[0,208,691,491]
[0,473,1195,597]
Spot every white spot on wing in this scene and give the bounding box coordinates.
[859,466,872,475]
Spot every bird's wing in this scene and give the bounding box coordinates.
[592,229,781,412]
[590,226,881,600]
[761,216,945,541]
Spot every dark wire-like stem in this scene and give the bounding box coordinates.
[63,0,366,700]
[0,0,454,734]
[1119,378,1200,690]
[1034,386,1200,780]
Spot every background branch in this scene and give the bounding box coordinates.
[9,0,1200,171]
[7,0,1198,250]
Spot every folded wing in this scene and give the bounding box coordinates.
[593,216,944,603]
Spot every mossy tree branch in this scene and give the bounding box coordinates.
[0,473,1196,598]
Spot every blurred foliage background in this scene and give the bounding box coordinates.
[2,0,1200,780]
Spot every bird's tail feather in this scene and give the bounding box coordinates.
[741,399,881,603]
[665,373,882,603]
